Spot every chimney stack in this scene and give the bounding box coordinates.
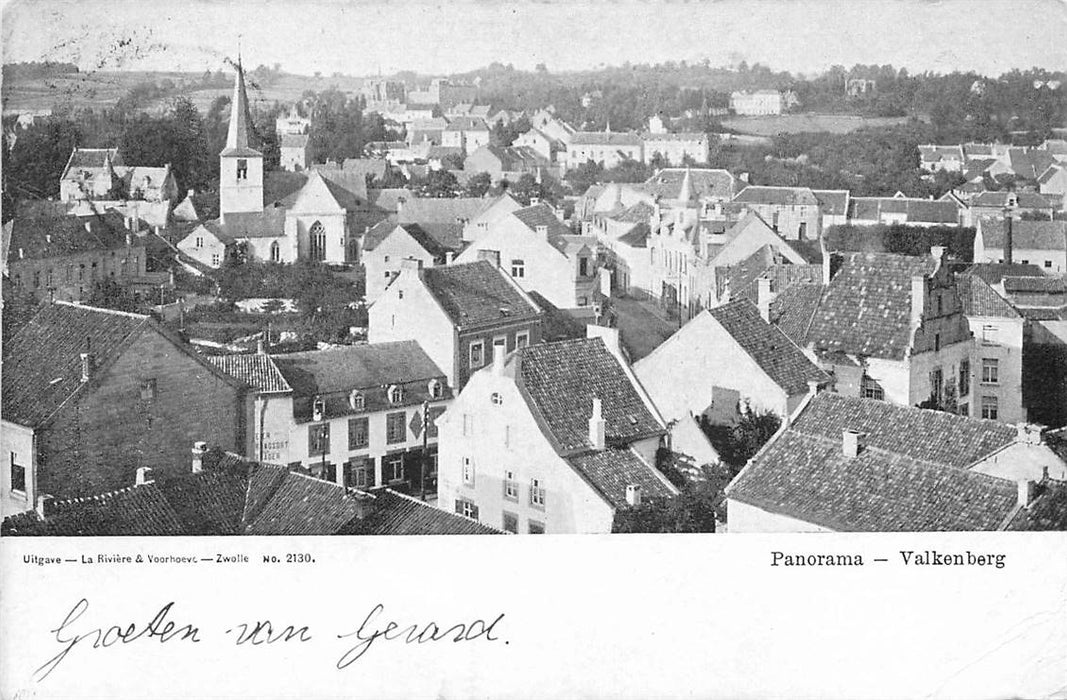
[930,246,946,269]
[135,467,153,485]
[625,484,642,507]
[842,430,865,458]
[80,352,93,383]
[1017,479,1036,508]
[445,251,455,264]
[756,276,776,323]
[807,379,821,396]
[36,495,55,520]
[535,224,548,239]
[1015,423,1046,445]
[589,397,606,450]
[257,337,266,355]
[910,275,926,327]
[191,441,207,473]
[492,342,507,375]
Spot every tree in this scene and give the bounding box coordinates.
[701,406,782,475]
[611,462,731,533]
[87,278,140,313]
[411,169,460,198]
[465,172,493,198]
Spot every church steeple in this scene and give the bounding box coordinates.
[219,53,264,216]
[223,56,259,156]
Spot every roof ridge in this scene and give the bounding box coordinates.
[53,300,151,320]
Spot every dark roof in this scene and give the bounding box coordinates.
[63,148,123,173]
[570,132,643,146]
[515,337,663,453]
[511,203,572,239]
[2,450,500,536]
[421,261,541,329]
[971,191,1054,209]
[1003,275,1066,294]
[707,301,829,396]
[217,208,287,239]
[208,353,292,393]
[643,168,735,200]
[397,196,491,224]
[618,222,650,248]
[955,274,1021,318]
[263,171,309,206]
[768,281,823,344]
[1007,479,1067,531]
[2,302,149,427]
[979,219,1066,251]
[812,190,850,216]
[790,252,938,361]
[964,262,1046,284]
[725,393,1024,532]
[272,341,446,396]
[526,291,591,342]
[361,221,460,256]
[7,210,141,260]
[567,448,675,509]
[360,218,399,252]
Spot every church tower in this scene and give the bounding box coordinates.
[219,56,263,217]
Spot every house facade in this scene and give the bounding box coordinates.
[729,90,784,115]
[641,133,710,166]
[361,222,460,303]
[564,132,643,170]
[973,218,1067,272]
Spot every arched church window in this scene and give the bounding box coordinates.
[310,221,327,262]
[270,240,280,262]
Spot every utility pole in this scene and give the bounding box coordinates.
[420,400,430,501]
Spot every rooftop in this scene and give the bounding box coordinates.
[421,260,541,329]
[567,447,676,510]
[979,219,1066,252]
[955,274,1021,318]
[6,210,140,260]
[207,353,292,394]
[644,168,735,201]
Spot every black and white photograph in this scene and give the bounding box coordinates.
[1,0,1066,697]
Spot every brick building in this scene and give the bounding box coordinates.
[1,303,246,516]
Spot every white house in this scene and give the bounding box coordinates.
[361,222,460,304]
[176,221,231,268]
[435,329,678,534]
[974,218,1067,273]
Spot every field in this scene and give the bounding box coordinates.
[1,71,366,114]
[721,113,914,136]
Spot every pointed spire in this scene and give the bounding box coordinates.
[678,167,696,204]
[224,54,259,155]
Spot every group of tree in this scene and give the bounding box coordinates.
[2,61,79,82]
[303,89,402,164]
[824,224,977,261]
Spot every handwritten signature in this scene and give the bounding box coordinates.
[34,599,506,682]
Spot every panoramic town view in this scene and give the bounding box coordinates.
[2,1,1066,535]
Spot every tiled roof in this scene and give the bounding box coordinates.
[515,337,663,453]
[7,210,138,260]
[570,132,643,146]
[609,200,655,224]
[1007,479,1067,531]
[208,353,292,393]
[1038,164,1064,184]
[708,301,829,396]
[794,252,938,361]
[643,168,735,200]
[618,222,650,248]
[955,274,1021,318]
[63,148,123,173]
[421,260,541,328]
[726,429,1020,531]
[979,219,1066,251]
[567,447,675,509]
[643,132,708,143]
[971,191,1054,209]
[734,185,819,207]
[2,449,502,536]
[769,281,823,345]
[526,291,591,342]
[341,158,389,180]
[512,203,572,239]
[964,262,1046,284]
[368,188,415,212]
[1002,275,1066,294]
[444,116,488,132]
[360,218,399,252]
[217,208,287,239]
[812,189,850,216]
[1007,148,1056,180]
[847,197,961,224]
[2,302,149,427]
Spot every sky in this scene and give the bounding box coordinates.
[2,0,1066,78]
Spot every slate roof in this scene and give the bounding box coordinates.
[768,281,823,344]
[1002,275,1066,294]
[397,196,491,224]
[208,353,292,393]
[707,300,830,396]
[217,207,287,239]
[2,302,150,427]
[567,447,676,509]
[444,116,489,132]
[643,168,735,201]
[62,148,123,175]
[515,337,663,453]
[1007,148,1056,180]
[6,210,138,260]
[525,291,591,342]
[1007,479,1067,531]
[847,197,961,224]
[812,189,850,216]
[783,252,938,360]
[618,222,651,248]
[2,449,500,536]
[979,219,1066,251]
[970,191,1055,209]
[570,131,643,146]
[420,260,541,329]
[725,393,1024,532]
[955,273,1021,318]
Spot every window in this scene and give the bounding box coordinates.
[958,403,969,417]
[930,367,943,400]
[502,511,518,534]
[308,423,330,456]
[511,259,525,278]
[139,379,157,400]
[320,462,337,483]
[236,159,248,181]
[504,470,519,501]
[981,325,998,345]
[10,453,26,494]
[934,333,941,352]
[936,294,943,316]
[462,457,475,486]
[490,392,503,406]
[959,360,971,397]
[211,253,221,267]
[386,455,404,482]
[578,257,589,277]
[798,221,807,239]
[861,375,884,401]
[1046,260,1053,268]
[384,255,390,263]
[492,336,506,362]
[349,391,365,411]
[981,358,999,384]
[1020,259,1029,265]
[530,478,546,509]
[386,411,407,444]
[981,395,999,420]
[429,379,443,399]
[195,236,204,248]
[309,221,327,262]
[462,413,473,437]
[426,406,445,439]
[528,520,545,534]
[348,417,369,450]
[387,385,404,404]
[516,331,530,349]
[469,340,484,369]
[344,460,373,488]
[577,296,589,307]
[270,241,280,262]
[455,498,479,520]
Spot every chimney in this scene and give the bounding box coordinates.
[1003,214,1014,265]
[18,248,24,259]
[1015,423,1046,445]
[124,216,131,230]
[45,233,52,244]
[187,188,195,198]
[625,484,642,507]
[492,342,507,374]
[1017,479,1036,508]
[588,397,606,450]
[535,224,548,238]
[36,495,55,519]
[312,397,325,422]
[257,337,266,354]
[930,246,946,269]
[135,467,153,485]
[80,352,93,383]
[807,379,821,396]
[756,276,776,323]
[910,275,926,327]
[445,251,455,264]
[842,430,865,458]
[126,233,132,247]
[191,441,207,473]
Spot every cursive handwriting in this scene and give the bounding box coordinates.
[34,598,202,681]
[335,603,505,669]
[227,619,313,645]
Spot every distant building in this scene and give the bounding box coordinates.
[368,260,543,390]
[275,105,310,136]
[845,193,963,228]
[966,191,1056,226]
[280,134,310,172]
[59,148,179,205]
[918,145,965,173]
[463,144,550,180]
[725,392,1067,532]
[565,132,643,170]
[441,116,490,154]
[1,303,245,517]
[361,78,407,107]
[729,90,785,116]
[436,330,677,534]
[845,78,877,96]
[641,133,710,166]
[732,185,850,239]
[974,218,1067,272]
[361,221,461,303]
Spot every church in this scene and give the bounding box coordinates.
[177,58,385,269]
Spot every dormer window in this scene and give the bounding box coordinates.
[349,391,365,411]
[428,379,443,399]
[312,396,325,422]
[388,385,403,404]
